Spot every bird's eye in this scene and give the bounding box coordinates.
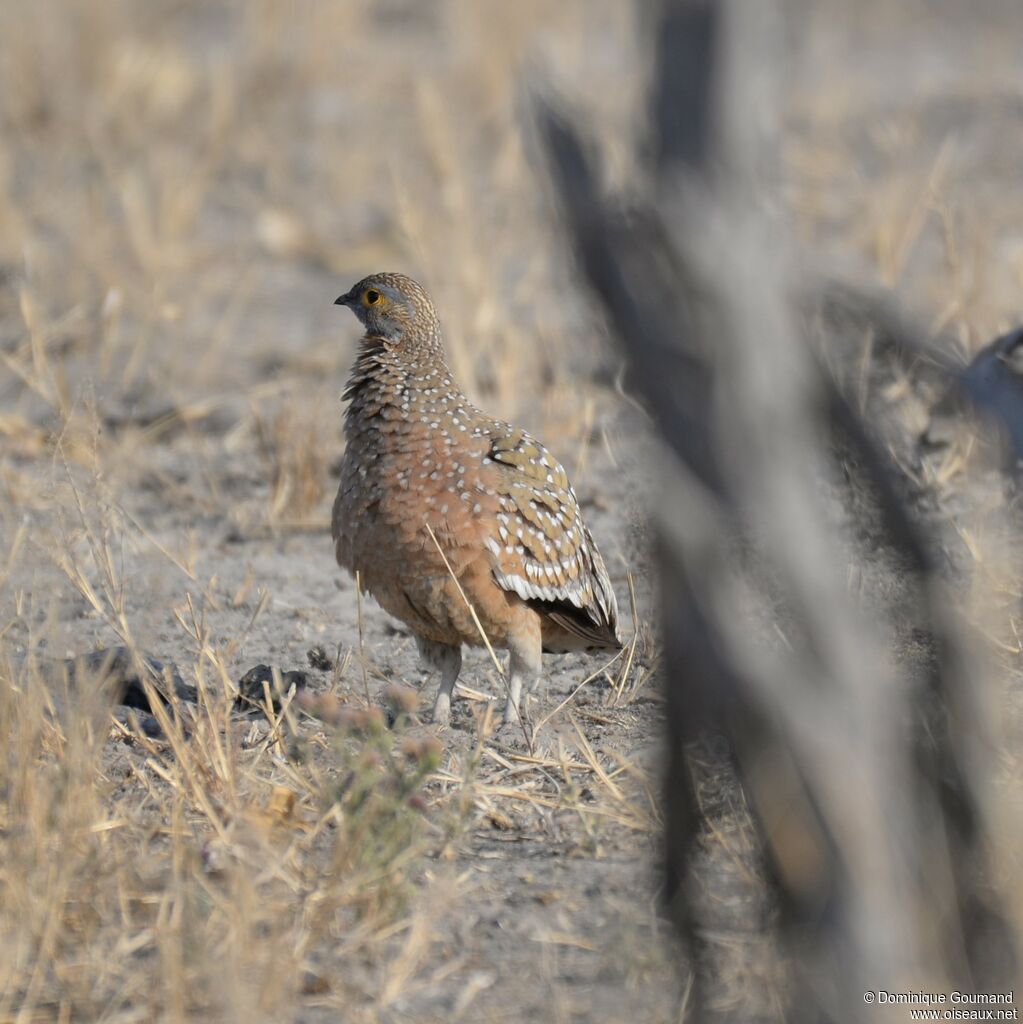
[363,289,381,307]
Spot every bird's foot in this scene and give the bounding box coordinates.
[489,698,533,747]
[431,693,452,727]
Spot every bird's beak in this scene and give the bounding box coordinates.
[334,290,353,307]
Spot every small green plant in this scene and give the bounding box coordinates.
[297,687,442,922]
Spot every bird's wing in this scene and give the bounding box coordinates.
[482,426,621,648]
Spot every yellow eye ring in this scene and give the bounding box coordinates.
[363,289,382,307]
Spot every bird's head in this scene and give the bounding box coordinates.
[335,272,441,347]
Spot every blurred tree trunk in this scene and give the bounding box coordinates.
[538,0,1017,1018]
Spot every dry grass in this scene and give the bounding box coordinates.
[0,465,448,1020]
[0,3,668,1020]
[1,0,1022,1019]
[0,466,662,1020]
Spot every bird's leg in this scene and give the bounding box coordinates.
[503,629,542,725]
[415,636,462,725]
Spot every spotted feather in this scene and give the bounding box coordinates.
[332,271,622,726]
[485,428,621,648]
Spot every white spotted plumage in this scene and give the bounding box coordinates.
[332,271,621,727]
[483,427,620,646]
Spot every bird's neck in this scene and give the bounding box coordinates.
[342,334,469,441]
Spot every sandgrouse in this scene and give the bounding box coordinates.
[331,273,621,726]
